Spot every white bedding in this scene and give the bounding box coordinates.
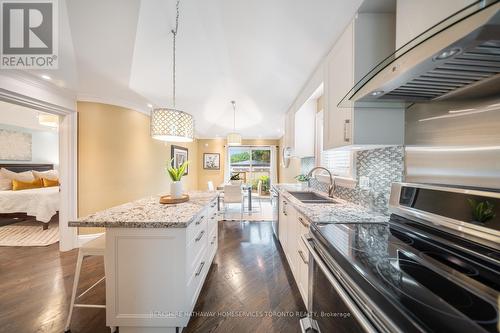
[0,187,60,223]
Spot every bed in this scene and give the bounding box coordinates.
[0,164,60,230]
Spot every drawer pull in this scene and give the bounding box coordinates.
[298,250,308,264]
[210,202,217,208]
[195,216,205,225]
[195,261,205,276]
[298,216,309,228]
[211,236,216,245]
[195,230,205,242]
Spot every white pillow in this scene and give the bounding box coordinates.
[0,176,11,191]
[0,168,35,183]
[33,169,59,181]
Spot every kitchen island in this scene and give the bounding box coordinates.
[70,191,219,333]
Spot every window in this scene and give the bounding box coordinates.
[315,110,355,179]
[229,146,271,192]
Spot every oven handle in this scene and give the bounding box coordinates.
[301,235,377,333]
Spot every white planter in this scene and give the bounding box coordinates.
[171,181,183,198]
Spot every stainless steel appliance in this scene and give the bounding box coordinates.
[270,187,279,238]
[301,182,499,332]
[340,0,500,108]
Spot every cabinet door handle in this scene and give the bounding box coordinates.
[196,216,204,225]
[211,236,216,245]
[344,119,351,142]
[298,250,308,264]
[210,202,217,208]
[195,261,205,276]
[298,216,308,228]
[195,230,205,242]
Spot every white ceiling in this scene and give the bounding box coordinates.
[0,101,58,132]
[30,0,363,139]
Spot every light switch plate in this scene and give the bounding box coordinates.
[359,176,370,190]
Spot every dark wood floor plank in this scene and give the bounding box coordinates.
[0,221,305,333]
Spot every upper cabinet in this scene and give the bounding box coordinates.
[323,13,405,150]
[293,99,316,158]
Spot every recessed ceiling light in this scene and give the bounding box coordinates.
[433,48,461,61]
[147,103,153,108]
[371,91,384,96]
[41,74,51,80]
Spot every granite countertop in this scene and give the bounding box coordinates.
[69,191,219,228]
[273,183,389,224]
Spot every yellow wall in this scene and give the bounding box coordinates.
[197,138,279,190]
[77,102,198,234]
[278,136,301,183]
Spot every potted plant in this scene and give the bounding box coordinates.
[260,175,270,194]
[468,199,496,225]
[230,173,242,185]
[167,159,189,198]
[295,174,311,190]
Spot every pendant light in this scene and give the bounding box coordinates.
[150,0,194,142]
[227,100,242,146]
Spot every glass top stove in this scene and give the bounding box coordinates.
[310,218,500,333]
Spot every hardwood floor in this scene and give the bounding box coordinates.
[185,221,306,333]
[0,221,305,333]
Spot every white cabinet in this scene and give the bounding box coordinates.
[286,203,298,278]
[395,0,476,50]
[293,99,316,157]
[323,21,354,149]
[278,196,310,309]
[105,198,219,332]
[323,14,405,150]
[295,213,309,307]
[278,198,289,253]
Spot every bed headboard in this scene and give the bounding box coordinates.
[0,164,54,173]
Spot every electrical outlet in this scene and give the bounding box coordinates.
[359,176,370,190]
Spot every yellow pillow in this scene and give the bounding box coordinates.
[12,178,43,191]
[42,178,59,187]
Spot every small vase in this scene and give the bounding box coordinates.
[171,181,183,199]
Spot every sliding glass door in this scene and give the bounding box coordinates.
[229,146,271,195]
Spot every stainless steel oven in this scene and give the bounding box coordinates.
[300,182,500,333]
[270,187,279,238]
[301,235,380,333]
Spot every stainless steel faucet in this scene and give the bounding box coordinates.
[307,166,335,198]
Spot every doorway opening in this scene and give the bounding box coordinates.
[0,101,61,246]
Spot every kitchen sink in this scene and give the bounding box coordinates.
[288,191,338,204]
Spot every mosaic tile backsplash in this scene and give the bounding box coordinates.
[305,146,404,214]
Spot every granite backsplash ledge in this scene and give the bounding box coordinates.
[306,146,404,214]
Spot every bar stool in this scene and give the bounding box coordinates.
[64,234,115,332]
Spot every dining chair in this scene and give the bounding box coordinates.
[223,184,244,221]
[256,180,263,211]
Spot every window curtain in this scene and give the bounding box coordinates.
[270,145,278,187]
[223,145,231,183]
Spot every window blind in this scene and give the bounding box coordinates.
[321,149,353,177]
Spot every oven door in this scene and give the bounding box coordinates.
[300,235,377,333]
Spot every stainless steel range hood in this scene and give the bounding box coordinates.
[339,0,500,108]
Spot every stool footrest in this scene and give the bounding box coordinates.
[77,276,105,299]
[74,304,106,308]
